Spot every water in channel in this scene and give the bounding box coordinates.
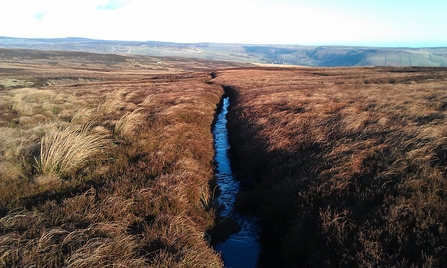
[213,96,261,268]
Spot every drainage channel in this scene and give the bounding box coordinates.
[213,96,261,268]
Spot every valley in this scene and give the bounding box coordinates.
[2,36,447,67]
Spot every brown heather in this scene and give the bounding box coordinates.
[212,67,447,267]
[36,122,111,177]
[3,47,447,267]
[0,49,254,267]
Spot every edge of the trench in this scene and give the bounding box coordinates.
[207,75,242,245]
[207,71,259,245]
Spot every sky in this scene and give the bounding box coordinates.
[0,0,446,47]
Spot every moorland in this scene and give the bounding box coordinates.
[1,46,447,267]
[0,48,250,267]
[213,67,447,267]
[2,36,447,67]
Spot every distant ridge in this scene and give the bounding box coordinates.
[1,36,446,67]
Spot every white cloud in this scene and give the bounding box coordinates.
[0,0,446,46]
[97,0,133,10]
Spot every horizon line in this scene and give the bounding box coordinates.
[1,35,446,49]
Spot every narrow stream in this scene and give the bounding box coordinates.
[213,96,261,268]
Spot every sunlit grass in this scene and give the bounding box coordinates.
[0,52,226,267]
[214,67,447,267]
[35,122,110,176]
[114,108,144,140]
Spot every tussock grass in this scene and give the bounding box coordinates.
[97,89,128,115]
[214,67,447,267]
[114,108,144,139]
[36,122,110,176]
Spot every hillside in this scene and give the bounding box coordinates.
[0,48,251,267]
[1,36,446,67]
[1,47,447,267]
[212,67,447,267]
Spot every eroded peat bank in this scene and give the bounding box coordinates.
[212,67,447,267]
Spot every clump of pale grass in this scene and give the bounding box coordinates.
[114,108,144,139]
[97,89,127,115]
[12,99,33,116]
[35,121,110,176]
[9,88,57,116]
[142,93,155,106]
[70,108,96,124]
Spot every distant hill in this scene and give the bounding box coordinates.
[1,36,446,67]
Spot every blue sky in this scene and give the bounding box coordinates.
[0,0,446,47]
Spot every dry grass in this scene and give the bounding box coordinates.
[35,122,110,176]
[0,49,228,267]
[114,108,144,140]
[7,47,445,267]
[213,66,447,267]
